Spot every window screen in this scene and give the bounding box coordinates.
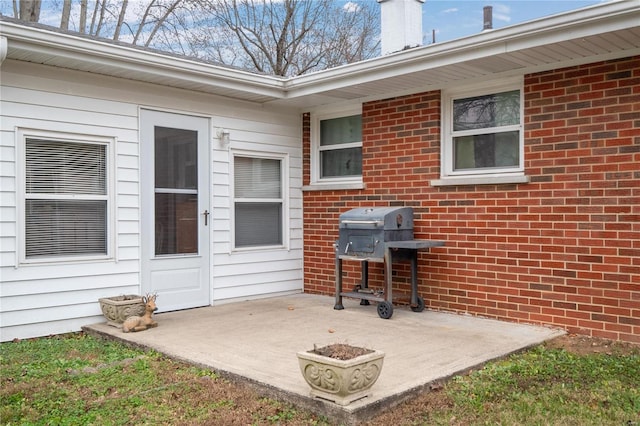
[25,138,108,259]
[319,114,362,178]
[451,90,521,171]
[234,156,283,248]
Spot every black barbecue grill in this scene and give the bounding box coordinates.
[334,207,444,319]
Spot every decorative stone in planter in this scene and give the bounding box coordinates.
[99,295,145,328]
[296,343,384,406]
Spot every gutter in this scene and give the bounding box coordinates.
[0,36,7,64]
[0,18,287,99]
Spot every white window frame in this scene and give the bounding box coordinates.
[433,79,528,186]
[309,106,363,189]
[17,128,115,265]
[231,150,289,251]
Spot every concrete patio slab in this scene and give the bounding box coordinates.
[83,293,565,424]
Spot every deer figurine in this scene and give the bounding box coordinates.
[122,293,158,333]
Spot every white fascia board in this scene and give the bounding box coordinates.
[283,0,640,98]
[1,20,286,99]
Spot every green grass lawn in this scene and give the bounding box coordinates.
[1,333,638,425]
[438,345,639,425]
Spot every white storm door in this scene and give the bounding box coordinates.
[140,110,210,312]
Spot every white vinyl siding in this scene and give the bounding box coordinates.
[0,77,140,341]
[211,120,302,304]
[1,61,303,341]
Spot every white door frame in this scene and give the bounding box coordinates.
[140,109,212,311]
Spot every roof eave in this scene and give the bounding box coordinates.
[0,19,286,101]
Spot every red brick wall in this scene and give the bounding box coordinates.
[302,56,640,343]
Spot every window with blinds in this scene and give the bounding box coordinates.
[234,156,283,248]
[24,138,109,259]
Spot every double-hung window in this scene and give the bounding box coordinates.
[21,130,112,262]
[436,80,526,185]
[233,154,286,249]
[310,108,362,187]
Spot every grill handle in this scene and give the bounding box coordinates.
[340,220,383,226]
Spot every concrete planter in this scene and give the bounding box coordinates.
[296,346,384,406]
[99,295,145,328]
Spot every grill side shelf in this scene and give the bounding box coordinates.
[386,240,445,250]
[339,291,385,303]
[337,255,385,263]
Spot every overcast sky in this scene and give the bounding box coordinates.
[424,0,610,43]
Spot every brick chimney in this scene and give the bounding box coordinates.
[378,0,425,55]
[483,6,493,31]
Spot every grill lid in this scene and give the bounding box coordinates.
[339,207,413,230]
[338,207,414,258]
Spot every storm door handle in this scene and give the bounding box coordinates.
[202,210,209,226]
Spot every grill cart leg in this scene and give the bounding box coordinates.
[409,249,425,312]
[360,261,370,306]
[334,242,344,310]
[379,245,394,319]
[411,296,425,312]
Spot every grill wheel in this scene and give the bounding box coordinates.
[377,301,394,319]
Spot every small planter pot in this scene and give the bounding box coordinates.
[99,295,145,328]
[296,345,384,406]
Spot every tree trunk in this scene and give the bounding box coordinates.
[60,0,71,30]
[91,0,108,36]
[79,0,88,34]
[19,0,41,22]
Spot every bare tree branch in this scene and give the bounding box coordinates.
[113,0,128,40]
[93,0,107,36]
[89,0,100,35]
[132,0,156,44]
[144,1,183,47]
[188,0,379,76]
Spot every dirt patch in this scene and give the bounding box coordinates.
[543,333,640,356]
[309,343,373,360]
